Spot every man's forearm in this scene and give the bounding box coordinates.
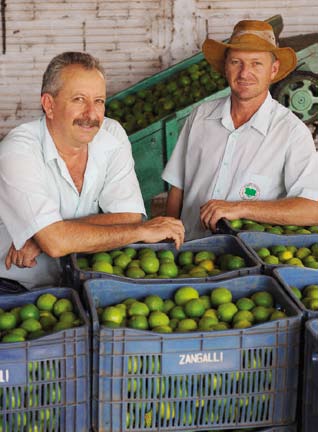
[236,197,318,226]
[77,212,143,225]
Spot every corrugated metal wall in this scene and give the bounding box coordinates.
[0,0,317,138]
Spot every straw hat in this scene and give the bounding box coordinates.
[202,20,297,83]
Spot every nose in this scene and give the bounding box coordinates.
[84,100,98,117]
[238,63,251,78]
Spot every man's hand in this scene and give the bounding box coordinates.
[200,200,241,232]
[5,239,42,270]
[141,217,185,249]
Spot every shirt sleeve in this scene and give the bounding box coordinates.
[0,132,62,250]
[284,120,318,201]
[161,112,194,189]
[98,119,146,216]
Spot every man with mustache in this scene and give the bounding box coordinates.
[162,20,318,240]
[0,52,184,290]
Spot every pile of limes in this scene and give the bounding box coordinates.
[77,247,247,279]
[98,285,287,332]
[106,59,227,135]
[228,218,318,235]
[255,242,318,268]
[290,284,318,310]
[0,293,82,343]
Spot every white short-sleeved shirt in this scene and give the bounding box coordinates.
[0,116,145,288]
[162,93,318,240]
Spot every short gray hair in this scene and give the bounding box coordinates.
[41,52,105,96]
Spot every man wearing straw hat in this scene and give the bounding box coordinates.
[162,20,318,240]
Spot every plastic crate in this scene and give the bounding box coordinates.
[273,267,318,320]
[302,319,318,432]
[67,234,261,290]
[83,274,302,431]
[238,232,318,274]
[0,287,90,432]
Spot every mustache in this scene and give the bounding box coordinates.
[73,118,100,128]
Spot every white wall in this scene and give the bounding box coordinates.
[0,0,317,138]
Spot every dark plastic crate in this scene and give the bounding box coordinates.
[83,274,301,431]
[302,319,318,432]
[273,267,318,320]
[68,235,261,290]
[0,287,90,432]
[238,232,318,274]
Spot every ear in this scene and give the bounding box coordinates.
[41,93,55,119]
[270,59,280,81]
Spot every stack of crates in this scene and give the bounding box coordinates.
[0,287,90,432]
[83,274,301,431]
[303,320,318,432]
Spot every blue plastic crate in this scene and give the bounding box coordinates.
[302,319,318,432]
[238,232,318,274]
[273,267,318,320]
[68,234,261,289]
[0,287,90,432]
[83,274,301,431]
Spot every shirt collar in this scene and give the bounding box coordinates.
[41,116,60,163]
[204,92,274,136]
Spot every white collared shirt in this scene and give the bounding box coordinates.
[0,116,145,288]
[162,93,318,240]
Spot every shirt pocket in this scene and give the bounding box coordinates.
[239,173,273,201]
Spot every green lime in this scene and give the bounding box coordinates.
[252,306,271,323]
[114,253,132,270]
[174,286,199,306]
[291,286,302,300]
[140,256,160,274]
[176,318,197,332]
[91,252,112,264]
[198,316,218,330]
[178,251,194,266]
[123,247,137,258]
[126,267,146,279]
[20,304,40,321]
[20,318,42,333]
[36,293,57,311]
[211,287,232,306]
[162,299,175,314]
[128,315,149,330]
[158,262,178,278]
[184,299,205,318]
[270,310,287,320]
[148,311,170,328]
[0,312,17,330]
[236,297,255,311]
[144,295,164,312]
[169,306,186,320]
[1,333,25,343]
[217,302,238,322]
[128,301,149,317]
[53,298,73,317]
[251,291,274,308]
[157,250,175,262]
[92,261,113,274]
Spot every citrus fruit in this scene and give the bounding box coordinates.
[36,293,57,311]
[203,308,218,319]
[114,253,131,270]
[304,284,318,297]
[233,320,252,329]
[198,259,214,272]
[20,304,40,321]
[225,256,246,270]
[2,333,25,343]
[178,251,193,266]
[157,250,175,261]
[217,302,238,322]
[109,250,123,259]
[296,247,311,260]
[230,219,243,230]
[194,250,215,264]
[251,291,274,308]
[305,261,318,269]
[0,312,17,330]
[53,298,73,316]
[174,286,199,306]
[169,306,186,320]
[256,248,271,259]
[212,322,229,331]
[158,262,178,278]
[263,255,279,265]
[77,257,89,269]
[39,312,58,329]
[271,245,287,255]
[112,265,124,275]
[291,286,302,300]
[92,261,113,273]
[10,327,27,338]
[232,310,254,323]
[91,252,112,264]
[188,267,208,278]
[128,315,149,330]
[140,256,160,274]
[252,306,271,323]
[286,257,304,267]
[148,311,170,328]
[236,297,255,311]
[162,299,175,314]
[20,318,42,333]
[138,248,156,258]
[176,318,197,332]
[211,287,232,306]
[126,267,146,278]
[199,295,211,309]
[103,321,121,328]
[152,325,172,333]
[198,316,218,330]
[59,311,77,324]
[123,247,137,259]
[127,259,141,268]
[128,301,149,317]
[144,295,164,312]
[184,298,205,318]
[270,310,287,320]
[278,250,294,263]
